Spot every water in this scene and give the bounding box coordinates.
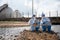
[0,25,60,40]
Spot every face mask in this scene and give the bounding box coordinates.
[33,17,36,20]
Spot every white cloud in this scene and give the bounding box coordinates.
[25,0,32,8]
[0,0,60,17]
[0,0,8,6]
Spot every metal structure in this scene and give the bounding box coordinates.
[32,0,34,16]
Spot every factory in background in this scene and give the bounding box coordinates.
[0,4,60,24]
[0,4,22,20]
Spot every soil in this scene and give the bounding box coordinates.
[17,30,59,40]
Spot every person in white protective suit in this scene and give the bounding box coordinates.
[40,13,51,32]
[28,15,40,31]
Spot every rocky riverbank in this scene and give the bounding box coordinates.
[17,30,59,40]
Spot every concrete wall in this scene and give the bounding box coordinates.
[0,7,13,19]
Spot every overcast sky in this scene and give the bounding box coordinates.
[0,0,60,17]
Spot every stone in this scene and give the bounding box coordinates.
[0,36,2,39]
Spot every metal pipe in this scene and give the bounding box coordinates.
[32,0,33,16]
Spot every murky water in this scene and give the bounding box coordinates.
[0,25,60,40]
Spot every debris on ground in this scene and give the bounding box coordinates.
[17,30,59,40]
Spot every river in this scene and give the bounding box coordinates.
[0,25,60,40]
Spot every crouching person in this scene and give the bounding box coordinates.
[28,15,40,32]
[40,13,51,32]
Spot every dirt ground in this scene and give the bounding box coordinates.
[0,21,29,27]
[17,30,59,40]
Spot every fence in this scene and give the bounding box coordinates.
[22,11,60,18]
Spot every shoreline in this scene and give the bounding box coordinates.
[0,21,29,27]
[0,21,59,27]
